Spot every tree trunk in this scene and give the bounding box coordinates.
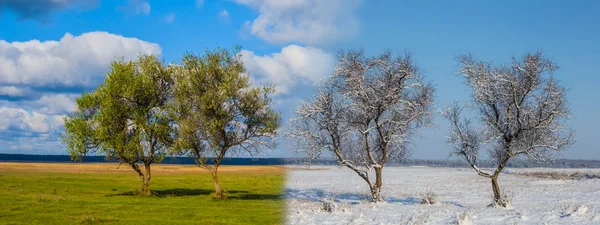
[491,175,501,204]
[370,167,384,202]
[131,163,151,196]
[140,163,152,196]
[491,156,509,206]
[210,168,224,199]
[370,185,383,202]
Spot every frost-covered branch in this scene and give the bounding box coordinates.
[444,51,574,207]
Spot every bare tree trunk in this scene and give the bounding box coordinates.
[371,167,384,202]
[491,175,500,204]
[491,156,508,206]
[344,164,380,202]
[370,185,383,202]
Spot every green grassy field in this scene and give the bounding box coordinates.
[0,163,286,225]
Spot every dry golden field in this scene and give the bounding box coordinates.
[0,162,285,174]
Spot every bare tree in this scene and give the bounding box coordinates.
[441,51,573,207]
[288,49,434,202]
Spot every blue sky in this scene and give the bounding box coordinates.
[0,0,598,159]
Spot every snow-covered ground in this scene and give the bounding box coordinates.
[285,166,600,225]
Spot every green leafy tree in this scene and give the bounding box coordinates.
[62,55,174,196]
[171,47,281,198]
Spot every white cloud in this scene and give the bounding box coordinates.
[0,86,29,97]
[0,107,61,133]
[0,101,69,153]
[164,13,176,23]
[219,10,229,21]
[0,135,64,154]
[0,31,161,89]
[234,0,360,45]
[50,115,66,129]
[241,45,335,94]
[0,31,161,154]
[33,94,78,115]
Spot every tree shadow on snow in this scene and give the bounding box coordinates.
[285,188,409,205]
[386,196,422,205]
[442,201,465,208]
[386,197,464,207]
[285,188,464,207]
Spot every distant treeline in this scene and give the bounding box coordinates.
[393,159,600,168]
[292,158,600,168]
[1,154,599,168]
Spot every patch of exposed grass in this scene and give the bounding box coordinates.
[0,164,285,225]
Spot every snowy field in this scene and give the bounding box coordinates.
[285,166,600,225]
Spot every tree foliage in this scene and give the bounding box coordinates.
[288,49,434,202]
[441,51,573,207]
[62,55,174,195]
[170,47,281,198]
